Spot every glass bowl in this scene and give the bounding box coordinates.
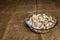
[24,10,58,33]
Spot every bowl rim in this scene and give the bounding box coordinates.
[24,11,58,30]
[25,17,58,30]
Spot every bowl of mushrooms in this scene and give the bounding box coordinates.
[25,11,58,33]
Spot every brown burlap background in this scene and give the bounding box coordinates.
[0,0,60,40]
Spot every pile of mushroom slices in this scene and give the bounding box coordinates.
[27,14,56,29]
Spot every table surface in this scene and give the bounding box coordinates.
[0,0,60,40]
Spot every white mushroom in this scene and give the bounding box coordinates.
[28,13,55,29]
